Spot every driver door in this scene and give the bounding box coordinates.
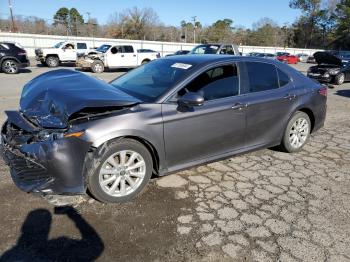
[162,64,247,170]
[61,43,77,61]
[107,46,125,67]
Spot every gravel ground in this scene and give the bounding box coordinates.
[0,62,349,261]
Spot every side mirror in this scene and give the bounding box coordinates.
[178,92,204,108]
[111,48,118,54]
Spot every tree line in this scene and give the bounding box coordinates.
[0,0,349,50]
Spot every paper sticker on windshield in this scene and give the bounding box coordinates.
[171,63,192,69]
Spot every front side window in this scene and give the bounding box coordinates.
[177,65,239,101]
[245,62,279,93]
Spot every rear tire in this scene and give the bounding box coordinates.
[334,73,345,85]
[91,60,104,73]
[45,56,59,67]
[87,139,153,203]
[281,111,311,153]
[1,59,19,74]
[141,59,150,65]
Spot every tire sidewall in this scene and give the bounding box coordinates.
[2,59,19,74]
[282,111,311,153]
[87,139,153,203]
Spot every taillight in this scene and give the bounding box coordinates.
[318,86,327,96]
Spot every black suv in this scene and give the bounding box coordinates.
[0,42,30,74]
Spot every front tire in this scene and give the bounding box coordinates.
[334,73,345,85]
[87,139,153,203]
[45,56,59,67]
[91,60,104,73]
[1,59,19,74]
[281,111,311,153]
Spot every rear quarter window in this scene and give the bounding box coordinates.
[277,68,291,87]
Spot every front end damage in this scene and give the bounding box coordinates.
[1,69,140,197]
[76,53,104,69]
[1,111,91,195]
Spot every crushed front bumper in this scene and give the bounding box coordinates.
[76,58,94,69]
[1,112,92,195]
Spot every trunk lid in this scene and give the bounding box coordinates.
[20,69,140,129]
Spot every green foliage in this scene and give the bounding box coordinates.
[53,7,84,35]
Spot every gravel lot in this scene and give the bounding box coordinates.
[0,62,349,261]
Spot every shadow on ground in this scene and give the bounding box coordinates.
[0,206,104,261]
[336,89,350,98]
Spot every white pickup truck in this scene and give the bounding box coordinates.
[76,44,160,73]
[35,41,90,67]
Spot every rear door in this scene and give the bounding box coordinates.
[162,63,247,170]
[238,61,298,148]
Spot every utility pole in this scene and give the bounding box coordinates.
[8,0,17,32]
[192,16,197,43]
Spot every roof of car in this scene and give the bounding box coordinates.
[161,54,280,66]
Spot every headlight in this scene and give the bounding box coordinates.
[37,130,64,141]
[328,69,340,75]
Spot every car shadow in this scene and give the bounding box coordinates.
[335,89,350,98]
[0,206,104,261]
[19,69,32,73]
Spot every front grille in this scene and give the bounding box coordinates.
[3,146,49,183]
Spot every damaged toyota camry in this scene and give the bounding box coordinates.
[1,55,327,203]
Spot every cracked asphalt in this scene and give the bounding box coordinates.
[0,63,349,261]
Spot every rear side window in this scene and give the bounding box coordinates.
[77,43,87,49]
[178,65,239,101]
[245,62,279,93]
[277,68,291,87]
[123,46,134,53]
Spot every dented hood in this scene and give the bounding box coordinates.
[20,69,140,128]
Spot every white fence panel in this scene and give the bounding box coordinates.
[0,32,324,57]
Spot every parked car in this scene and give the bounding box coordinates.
[296,53,309,62]
[190,44,240,55]
[276,52,290,57]
[246,52,262,57]
[76,44,159,73]
[0,42,29,74]
[35,41,90,67]
[277,54,299,64]
[307,56,316,63]
[307,51,350,85]
[256,53,277,59]
[1,55,327,203]
[166,50,190,56]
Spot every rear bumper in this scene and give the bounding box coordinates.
[1,122,92,195]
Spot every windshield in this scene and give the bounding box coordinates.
[110,59,196,102]
[190,45,220,54]
[53,42,64,48]
[96,44,111,53]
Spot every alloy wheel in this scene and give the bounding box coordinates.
[3,60,18,73]
[98,150,146,197]
[289,117,309,149]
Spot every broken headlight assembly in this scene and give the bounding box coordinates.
[328,69,340,75]
[36,130,84,142]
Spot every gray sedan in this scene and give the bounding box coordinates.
[1,55,327,203]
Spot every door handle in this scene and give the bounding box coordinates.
[133,55,136,57]
[231,103,248,110]
[283,94,296,100]
[121,55,125,57]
